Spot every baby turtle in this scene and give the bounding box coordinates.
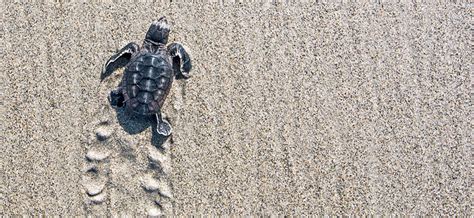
[102,17,192,136]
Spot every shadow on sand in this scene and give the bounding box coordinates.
[115,108,170,150]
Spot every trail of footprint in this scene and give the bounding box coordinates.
[142,136,174,216]
[144,78,188,216]
[82,68,175,216]
[81,105,115,215]
[81,67,124,215]
[143,79,188,216]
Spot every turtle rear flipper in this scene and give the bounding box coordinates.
[102,42,140,81]
[109,88,125,108]
[156,113,172,136]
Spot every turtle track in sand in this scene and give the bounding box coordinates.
[82,117,112,212]
[81,68,174,216]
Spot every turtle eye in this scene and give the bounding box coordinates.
[158,16,167,22]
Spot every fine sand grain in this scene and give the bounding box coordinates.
[2,1,472,216]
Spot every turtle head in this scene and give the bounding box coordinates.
[145,17,170,45]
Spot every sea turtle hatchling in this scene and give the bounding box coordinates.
[102,17,192,136]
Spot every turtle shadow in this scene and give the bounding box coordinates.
[114,108,169,150]
[116,108,152,134]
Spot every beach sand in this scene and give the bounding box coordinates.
[2,1,471,216]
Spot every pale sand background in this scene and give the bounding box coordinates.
[1,1,472,216]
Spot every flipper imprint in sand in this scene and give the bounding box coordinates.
[81,69,174,216]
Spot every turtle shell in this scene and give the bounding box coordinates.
[123,54,173,115]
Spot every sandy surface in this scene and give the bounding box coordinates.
[2,1,472,216]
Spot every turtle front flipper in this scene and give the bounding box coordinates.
[101,42,140,81]
[156,113,172,136]
[167,43,192,79]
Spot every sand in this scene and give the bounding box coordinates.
[2,1,472,216]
